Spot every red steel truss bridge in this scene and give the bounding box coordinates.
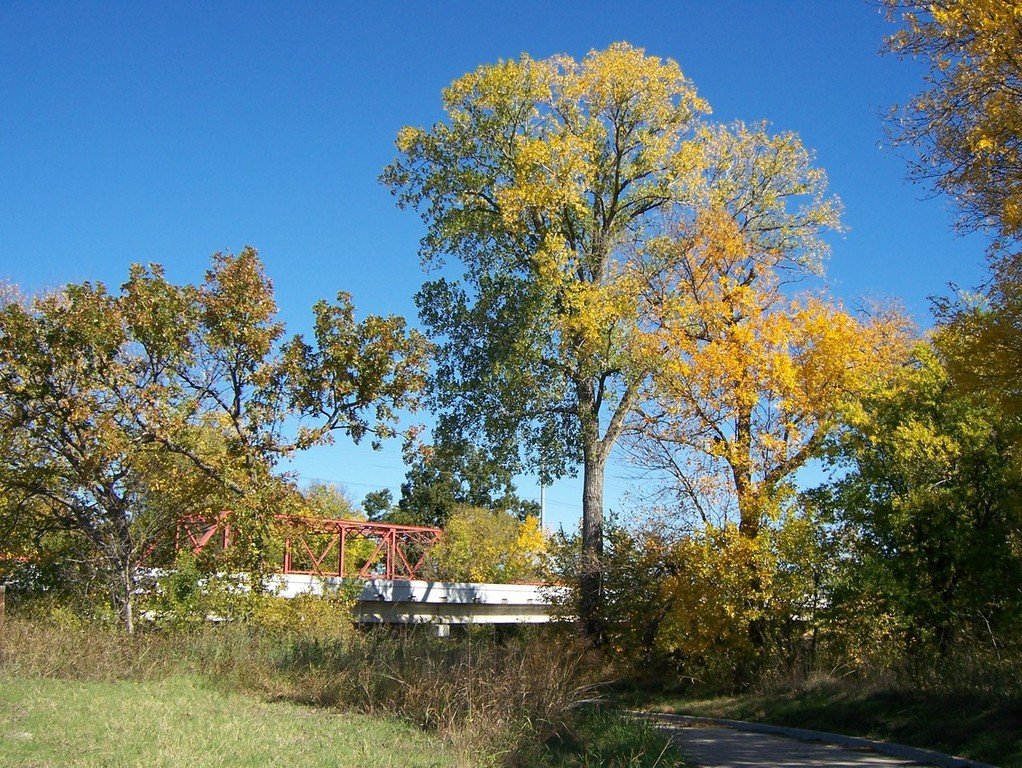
[175,512,443,581]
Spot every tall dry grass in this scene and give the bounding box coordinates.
[274,630,596,763]
[0,617,603,766]
[0,615,272,683]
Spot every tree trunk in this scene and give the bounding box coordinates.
[580,441,606,641]
[729,406,766,684]
[121,563,135,635]
[737,492,760,539]
[733,407,760,539]
[103,552,137,635]
[90,507,138,635]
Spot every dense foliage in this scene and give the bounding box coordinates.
[0,250,429,631]
[550,332,1022,693]
[385,43,843,631]
[425,505,545,583]
[820,343,1022,658]
[365,436,539,527]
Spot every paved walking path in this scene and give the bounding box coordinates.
[662,723,919,767]
[640,714,998,768]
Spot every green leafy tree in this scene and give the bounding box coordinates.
[0,249,429,631]
[302,481,359,519]
[396,434,540,527]
[361,488,396,521]
[551,522,679,675]
[384,43,838,633]
[821,342,1022,652]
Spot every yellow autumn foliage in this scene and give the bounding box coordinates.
[386,44,849,627]
[655,525,775,662]
[631,209,909,534]
[886,0,1022,242]
[427,506,546,584]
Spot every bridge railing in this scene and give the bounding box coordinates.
[175,513,442,581]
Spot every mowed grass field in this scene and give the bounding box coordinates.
[0,675,458,768]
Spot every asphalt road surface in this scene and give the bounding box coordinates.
[662,724,924,768]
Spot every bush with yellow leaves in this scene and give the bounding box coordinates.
[426,505,546,583]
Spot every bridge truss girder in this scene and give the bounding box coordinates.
[175,513,442,581]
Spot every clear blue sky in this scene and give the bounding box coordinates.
[0,2,991,530]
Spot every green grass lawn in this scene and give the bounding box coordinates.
[0,675,458,768]
[637,685,1022,768]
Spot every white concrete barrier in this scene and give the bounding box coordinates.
[272,574,566,625]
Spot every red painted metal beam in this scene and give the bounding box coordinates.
[175,514,442,581]
[176,512,232,555]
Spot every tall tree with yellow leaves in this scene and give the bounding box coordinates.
[384,44,840,634]
[885,0,1022,248]
[886,1,1022,414]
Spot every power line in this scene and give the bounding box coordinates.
[295,474,400,492]
[542,498,582,510]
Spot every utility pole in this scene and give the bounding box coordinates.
[539,480,545,530]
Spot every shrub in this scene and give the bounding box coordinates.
[426,506,546,583]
